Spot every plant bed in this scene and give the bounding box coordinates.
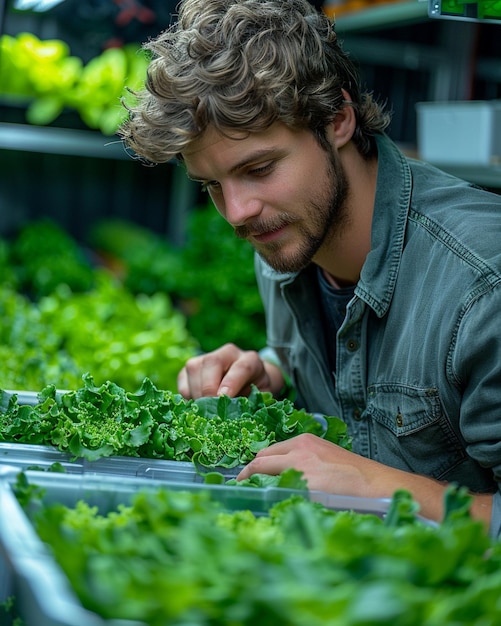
[1,469,499,626]
[0,376,350,472]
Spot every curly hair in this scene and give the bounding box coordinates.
[119,0,391,164]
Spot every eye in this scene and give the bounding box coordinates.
[200,180,221,192]
[248,162,273,177]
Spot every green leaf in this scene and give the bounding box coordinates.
[202,472,226,485]
[67,432,114,461]
[275,468,308,490]
[384,489,421,527]
[26,96,64,125]
[442,484,473,523]
[323,415,352,449]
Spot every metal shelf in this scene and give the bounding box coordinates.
[0,122,128,160]
[334,0,429,33]
[0,122,199,240]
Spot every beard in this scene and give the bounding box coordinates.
[235,147,350,274]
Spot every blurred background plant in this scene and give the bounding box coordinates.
[0,32,149,134]
[1,204,266,391]
[89,202,267,353]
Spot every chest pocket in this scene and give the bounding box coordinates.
[365,383,466,480]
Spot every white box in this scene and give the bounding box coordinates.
[416,100,501,165]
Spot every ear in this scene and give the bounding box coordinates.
[327,88,356,149]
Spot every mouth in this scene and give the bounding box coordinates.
[237,218,291,244]
[251,225,288,244]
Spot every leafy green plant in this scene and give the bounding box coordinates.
[177,205,266,352]
[0,33,148,135]
[89,207,266,351]
[0,596,25,626]
[0,375,349,466]
[0,272,197,391]
[219,467,309,489]
[18,480,501,626]
[3,212,264,385]
[9,219,95,297]
[0,33,82,108]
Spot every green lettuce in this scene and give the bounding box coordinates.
[1,375,350,467]
[20,481,500,626]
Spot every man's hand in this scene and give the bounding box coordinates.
[177,342,285,399]
[237,433,493,526]
[237,433,383,496]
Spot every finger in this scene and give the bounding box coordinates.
[252,438,297,457]
[178,353,222,399]
[239,434,325,479]
[237,453,296,481]
[217,350,268,397]
[193,368,224,398]
[254,433,326,458]
[180,344,244,398]
[177,366,190,398]
[179,355,207,398]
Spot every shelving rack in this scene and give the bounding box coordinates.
[334,0,501,189]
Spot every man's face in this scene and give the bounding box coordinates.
[183,122,349,273]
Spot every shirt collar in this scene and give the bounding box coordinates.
[355,133,412,318]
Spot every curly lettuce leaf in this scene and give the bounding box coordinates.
[0,379,349,468]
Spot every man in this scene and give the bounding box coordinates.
[120,0,501,534]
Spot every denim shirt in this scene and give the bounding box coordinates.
[256,133,501,536]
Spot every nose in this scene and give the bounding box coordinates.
[214,180,262,227]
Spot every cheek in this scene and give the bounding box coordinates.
[279,159,324,205]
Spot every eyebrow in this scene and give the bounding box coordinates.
[186,147,280,182]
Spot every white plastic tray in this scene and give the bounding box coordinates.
[0,442,239,482]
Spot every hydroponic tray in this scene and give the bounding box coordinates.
[1,390,56,409]
[0,466,399,626]
[1,386,243,480]
[0,442,239,482]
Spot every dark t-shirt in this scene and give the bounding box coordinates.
[317,266,355,371]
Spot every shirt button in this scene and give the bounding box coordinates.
[346,338,359,352]
[353,409,362,421]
